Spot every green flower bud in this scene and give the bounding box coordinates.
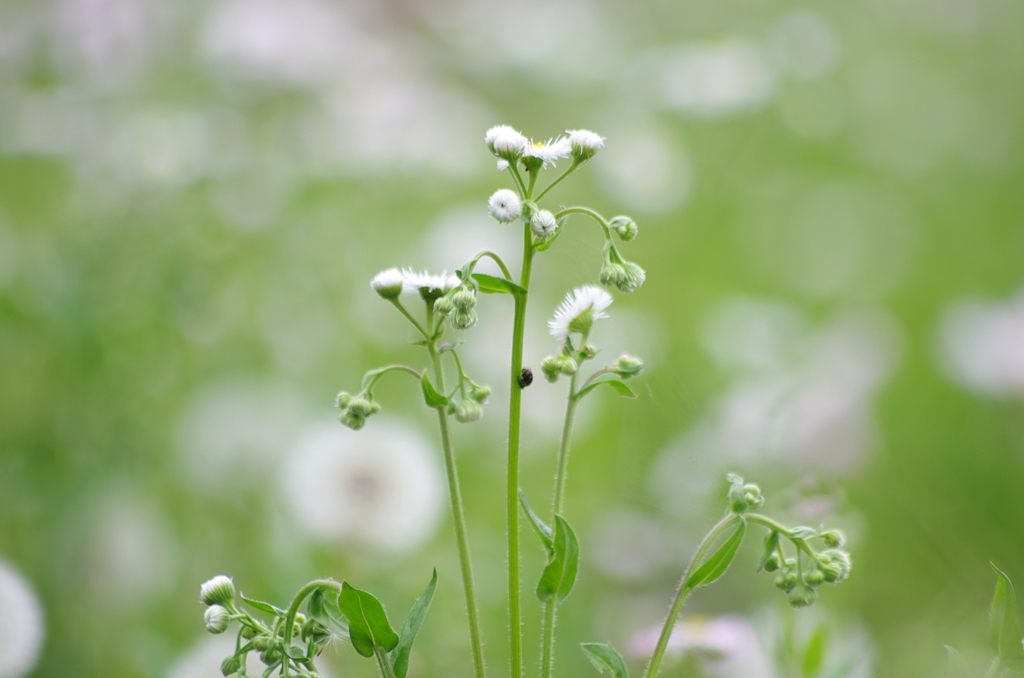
[454,399,483,423]
[763,552,782,572]
[347,397,378,417]
[727,474,748,513]
[612,354,644,378]
[609,216,638,242]
[581,344,599,360]
[221,655,242,676]
[470,385,491,403]
[199,575,235,606]
[820,549,852,583]
[805,568,826,587]
[787,583,817,608]
[821,529,845,548]
[335,391,353,409]
[541,356,560,383]
[260,645,282,666]
[451,288,476,310]
[743,483,764,509]
[449,309,478,330]
[252,636,271,651]
[204,605,230,634]
[556,356,579,375]
[339,408,367,430]
[618,261,646,293]
[240,624,258,640]
[599,262,627,288]
[434,296,455,315]
[302,618,331,645]
[775,570,798,592]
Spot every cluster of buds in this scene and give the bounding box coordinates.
[335,391,381,430]
[609,354,644,378]
[200,575,236,634]
[448,382,491,423]
[541,350,581,383]
[435,282,479,330]
[726,473,765,514]
[608,216,638,242]
[599,242,646,294]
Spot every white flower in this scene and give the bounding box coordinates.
[199,575,235,606]
[566,129,605,160]
[485,125,527,160]
[523,137,573,168]
[281,420,444,552]
[0,559,44,678]
[530,209,558,239]
[488,189,523,223]
[370,267,405,299]
[401,268,459,294]
[549,285,613,339]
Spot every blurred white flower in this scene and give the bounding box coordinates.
[548,285,612,339]
[659,39,776,117]
[523,137,572,168]
[938,286,1024,396]
[280,420,444,552]
[488,189,523,223]
[167,634,237,678]
[401,268,460,295]
[566,128,605,160]
[0,559,44,678]
[628,615,772,678]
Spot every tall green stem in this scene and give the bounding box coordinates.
[642,514,741,678]
[428,342,487,678]
[507,224,536,678]
[539,365,583,678]
[375,647,398,678]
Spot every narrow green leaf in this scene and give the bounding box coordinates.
[580,642,630,678]
[307,588,326,621]
[684,519,746,591]
[472,272,526,296]
[801,625,829,677]
[990,563,1024,662]
[321,591,350,637]
[576,379,638,401]
[788,526,818,540]
[338,582,399,658]
[421,372,449,408]
[943,646,972,678]
[519,488,553,552]
[240,594,286,619]
[757,531,780,573]
[536,516,580,602]
[285,646,306,660]
[390,569,438,678]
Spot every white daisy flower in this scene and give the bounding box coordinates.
[485,125,528,161]
[566,129,605,160]
[548,285,613,339]
[488,189,522,223]
[370,267,405,299]
[0,559,44,678]
[530,209,558,239]
[523,137,573,168]
[401,268,459,294]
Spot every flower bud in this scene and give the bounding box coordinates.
[727,475,748,514]
[252,636,271,651]
[221,656,242,676]
[454,399,483,423]
[470,385,491,403]
[618,261,646,293]
[347,396,378,417]
[581,344,599,359]
[339,408,366,430]
[820,549,852,583]
[451,288,477,311]
[335,391,352,409]
[531,209,558,239]
[434,296,455,315]
[821,529,845,548]
[486,125,527,161]
[541,356,560,383]
[599,262,626,288]
[612,354,644,378]
[260,645,282,666]
[805,568,826,587]
[488,189,523,223]
[449,309,478,330]
[609,216,638,242]
[774,570,798,591]
[370,268,405,300]
[788,583,817,608]
[763,552,782,572]
[200,575,235,606]
[556,356,579,375]
[204,605,230,634]
[566,129,605,161]
[302,618,331,645]
[742,483,764,509]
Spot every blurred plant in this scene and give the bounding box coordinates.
[946,565,1024,678]
[197,125,851,678]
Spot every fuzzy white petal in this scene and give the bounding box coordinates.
[548,285,613,339]
[401,268,459,293]
[523,137,573,168]
[488,189,522,222]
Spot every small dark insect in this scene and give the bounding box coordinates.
[517,367,534,389]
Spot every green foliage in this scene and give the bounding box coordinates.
[536,516,580,603]
[391,569,438,678]
[581,642,631,678]
[338,582,400,658]
[685,519,746,592]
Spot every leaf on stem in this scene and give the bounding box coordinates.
[757,531,781,573]
[801,625,828,677]
[788,526,818,540]
[338,582,399,658]
[519,488,553,552]
[576,379,638,401]
[420,372,449,408]
[391,569,438,678]
[943,646,972,678]
[240,594,286,619]
[684,519,746,592]
[580,642,630,678]
[308,587,349,637]
[989,563,1024,668]
[472,272,525,296]
[536,515,580,602]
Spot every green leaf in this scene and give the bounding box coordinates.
[534,216,568,252]
[943,646,972,678]
[788,526,818,540]
[285,646,306,660]
[684,519,746,591]
[990,563,1024,663]
[421,372,449,408]
[757,531,780,573]
[240,594,286,619]
[801,625,828,677]
[576,379,638,401]
[338,582,399,658]
[536,515,580,602]
[580,642,630,678]
[307,588,325,620]
[472,273,525,296]
[519,488,553,552]
[307,587,349,637]
[390,569,438,678]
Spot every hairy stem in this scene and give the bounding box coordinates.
[281,580,342,676]
[428,341,487,678]
[375,646,397,678]
[642,513,742,678]
[507,224,536,678]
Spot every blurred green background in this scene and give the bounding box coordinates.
[1,0,1023,676]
